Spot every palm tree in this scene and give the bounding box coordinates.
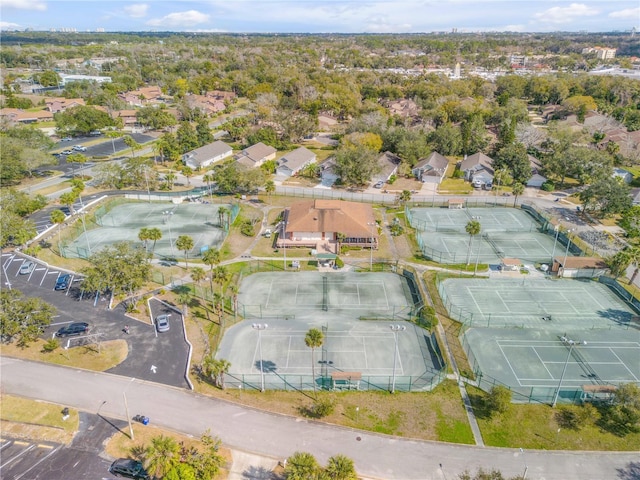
[123,135,141,158]
[622,246,640,284]
[202,248,221,295]
[164,172,177,190]
[143,435,180,479]
[175,235,194,269]
[284,452,320,480]
[305,328,324,393]
[212,265,229,323]
[607,250,631,279]
[182,165,193,185]
[396,189,412,207]
[218,206,230,230]
[228,284,239,319]
[138,227,151,251]
[325,454,358,480]
[493,168,513,197]
[264,179,275,204]
[335,232,346,255]
[202,355,231,389]
[59,191,78,215]
[146,227,162,254]
[66,153,85,178]
[512,182,525,207]
[106,130,123,155]
[50,209,66,249]
[465,219,481,265]
[178,292,191,320]
[203,173,215,200]
[191,266,206,298]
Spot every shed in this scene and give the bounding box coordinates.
[448,199,465,209]
[501,258,521,271]
[551,257,609,278]
[330,371,361,391]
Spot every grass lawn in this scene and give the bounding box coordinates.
[467,387,640,451]
[1,394,79,444]
[2,338,128,370]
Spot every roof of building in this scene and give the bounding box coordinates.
[376,151,401,178]
[413,151,449,174]
[554,257,608,269]
[277,146,316,172]
[460,152,494,173]
[183,141,232,166]
[236,142,277,167]
[286,200,377,238]
[502,258,522,266]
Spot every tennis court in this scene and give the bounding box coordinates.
[217,272,445,391]
[463,328,640,403]
[439,278,637,329]
[64,202,231,259]
[408,206,559,264]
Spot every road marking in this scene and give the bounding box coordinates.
[150,365,157,373]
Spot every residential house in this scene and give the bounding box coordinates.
[320,156,339,187]
[526,154,547,188]
[276,146,317,177]
[318,113,339,131]
[119,86,165,107]
[45,97,85,113]
[630,188,640,206]
[372,151,401,185]
[235,142,276,169]
[111,109,139,128]
[0,108,53,124]
[613,168,633,184]
[182,141,233,169]
[184,92,228,117]
[279,199,378,253]
[459,152,494,187]
[412,152,449,184]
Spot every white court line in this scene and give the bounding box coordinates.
[356,283,361,305]
[609,348,640,381]
[265,278,275,308]
[497,343,524,387]
[531,346,555,379]
[380,281,390,309]
[467,287,487,320]
[363,336,369,369]
[286,335,293,369]
[494,291,511,312]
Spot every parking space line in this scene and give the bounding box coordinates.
[13,445,61,480]
[0,443,35,468]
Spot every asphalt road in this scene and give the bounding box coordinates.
[2,357,638,480]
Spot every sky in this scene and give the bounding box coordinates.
[1,0,639,34]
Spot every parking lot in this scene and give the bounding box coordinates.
[1,252,190,389]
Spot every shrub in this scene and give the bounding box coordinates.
[311,398,335,418]
[41,338,60,353]
[541,180,555,192]
[452,169,464,179]
[388,174,397,184]
[485,385,512,416]
[335,257,344,268]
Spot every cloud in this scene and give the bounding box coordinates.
[2,0,46,11]
[124,4,148,18]
[0,21,23,30]
[146,10,211,28]
[534,3,599,24]
[609,7,640,19]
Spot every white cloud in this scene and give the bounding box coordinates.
[534,3,599,25]
[609,7,640,19]
[2,0,46,11]
[146,10,211,28]
[0,21,23,30]
[124,4,148,19]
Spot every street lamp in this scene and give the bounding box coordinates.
[389,324,406,393]
[252,323,268,392]
[552,337,587,407]
[561,229,573,278]
[368,222,376,271]
[519,448,528,479]
[550,225,560,265]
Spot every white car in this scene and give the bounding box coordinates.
[72,145,87,152]
[156,314,170,333]
[19,261,35,275]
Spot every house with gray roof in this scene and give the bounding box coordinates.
[412,152,449,184]
[373,151,401,184]
[182,140,233,169]
[235,142,277,169]
[526,154,547,188]
[276,146,317,177]
[459,152,495,187]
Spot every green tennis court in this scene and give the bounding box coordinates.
[64,202,231,259]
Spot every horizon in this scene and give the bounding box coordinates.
[1,1,638,35]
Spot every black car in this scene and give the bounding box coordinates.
[54,274,71,290]
[109,459,150,479]
[56,322,89,338]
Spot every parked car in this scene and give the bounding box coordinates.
[60,137,72,142]
[155,314,170,333]
[72,145,87,152]
[109,459,150,479]
[55,322,89,337]
[19,261,35,275]
[374,181,384,189]
[54,274,71,290]
[263,229,272,238]
[61,150,73,155]
[89,130,103,136]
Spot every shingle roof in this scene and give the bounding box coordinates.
[278,146,316,172]
[286,200,377,238]
[460,152,494,173]
[183,141,232,167]
[414,152,449,173]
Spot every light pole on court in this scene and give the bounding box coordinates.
[550,225,560,265]
[561,229,573,278]
[368,222,376,271]
[519,448,528,479]
[252,323,268,392]
[389,324,406,393]
[552,336,587,407]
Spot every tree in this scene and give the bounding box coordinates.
[0,210,36,248]
[325,454,358,480]
[264,179,275,203]
[123,135,141,158]
[334,144,380,186]
[147,227,162,254]
[55,105,114,136]
[0,289,56,347]
[465,220,481,266]
[305,328,324,393]
[59,191,78,215]
[485,385,512,416]
[511,182,525,207]
[203,173,215,200]
[50,209,66,248]
[142,435,180,479]
[35,69,61,87]
[202,355,231,389]
[284,451,320,480]
[65,152,87,178]
[136,105,177,130]
[190,266,206,288]
[492,169,513,197]
[181,166,193,184]
[175,235,194,269]
[458,468,520,480]
[607,250,631,279]
[579,177,631,218]
[202,248,221,295]
[396,190,412,207]
[461,113,489,155]
[616,246,640,284]
[429,122,462,156]
[493,143,531,185]
[196,118,214,146]
[190,431,224,479]
[212,265,229,323]
[619,206,640,239]
[608,383,640,434]
[176,121,199,153]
